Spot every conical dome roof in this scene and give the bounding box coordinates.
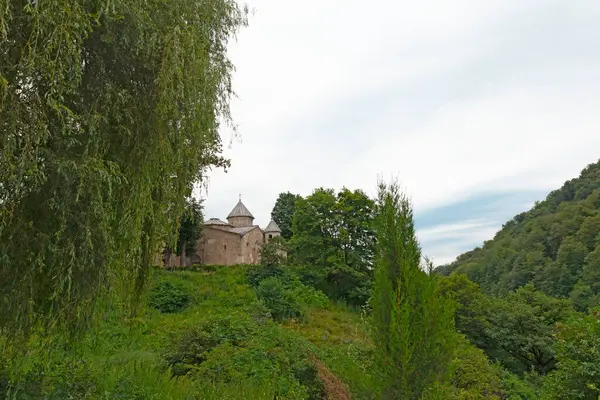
[227,200,254,219]
[264,220,282,233]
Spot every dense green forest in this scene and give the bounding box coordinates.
[435,159,600,311]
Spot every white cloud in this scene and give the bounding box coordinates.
[417,219,500,265]
[198,0,600,261]
[418,219,499,243]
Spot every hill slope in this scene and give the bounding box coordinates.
[1,265,375,399]
[435,159,600,309]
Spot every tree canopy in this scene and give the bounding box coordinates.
[436,160,600,309]
[290,187,376,305]
[175,197,204,257]
[271,192,302,240]
[542,308,600,399]
[0,0,247,338]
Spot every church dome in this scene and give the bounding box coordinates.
[264,220,282,233]
[227,200,254,219]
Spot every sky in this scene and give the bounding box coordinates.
[197,0,600,266]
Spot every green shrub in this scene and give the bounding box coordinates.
[247,263,291,288]
[287,279,329,309]
[248,265,328,318]
[450,338,503,399]
[496,368,538,400]
[0,358,97,400]
[163,313,325,399]
[165,314,256,377]
[256,277,305,322]
[148,281,190,313]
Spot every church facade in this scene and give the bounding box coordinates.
[193,199,283,266]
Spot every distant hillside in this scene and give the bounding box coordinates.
[435,159,600,310]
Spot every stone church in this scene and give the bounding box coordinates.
[192,198,283,266]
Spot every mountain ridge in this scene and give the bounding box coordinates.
[435,159,600,309]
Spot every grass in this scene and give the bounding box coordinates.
[1,265,376,399]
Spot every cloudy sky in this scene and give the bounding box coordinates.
[198,0,600,266]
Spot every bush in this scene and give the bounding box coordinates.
[164,314,326,399]
[287,279,329,309]
[256,277,305,322]
[259,236,288,267]
[248,264,328,322]
[0,357,98,400]
[450,338,503,399]
[165,314,256,377]
[148,281,190,313]
[495,368,539,400]
[246,263,290,288]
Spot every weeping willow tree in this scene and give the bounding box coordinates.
[0,0,247,338]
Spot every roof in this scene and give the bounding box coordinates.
[227,200,254,219]
[228,226,259,236]
[264,220,282,233]
[204,224,260,237]
[204,218,230,226]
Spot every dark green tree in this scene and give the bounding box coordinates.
[163,197,203,263]
[335,188,377,269]
[436,274,491,350]
[582,243,600,294]
[542,308,600,399]
[437,275,575,377]
[290,189,339,268]
[0,0,247,338]
[271,192,302,240]
[435,160,600,300]
[259,236,288,268]
[290,187,375,304]
[552,236,588,297]
[484,284,573,375]
[176,198,204,256]
[572,244,600,311]
[372,179,456,399]
[577,215,600,251]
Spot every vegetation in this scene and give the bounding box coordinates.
[1,1,598,395]
[541,307,600,399]
[372,180,457,399]
[148,281,191,314]
[0,0,247,339]
[435,160,600,309]
[161,197,205,266]
[438,275,574,376]
[0,266,345,399]
[289,187,376,306]
[428,160,600,398]
[2,162,598,398]
[272,192,303,240]
[175,198,205,258]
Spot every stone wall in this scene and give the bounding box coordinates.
[227,216,254,228]
[239,227,264,264]
[197,226,242,266]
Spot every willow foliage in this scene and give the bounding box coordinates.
[0,0,247,338]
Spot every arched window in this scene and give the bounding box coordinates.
[268,234,272,240]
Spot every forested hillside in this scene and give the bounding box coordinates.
[435,159,600,311]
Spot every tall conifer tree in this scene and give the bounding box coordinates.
[372,179,456,399]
